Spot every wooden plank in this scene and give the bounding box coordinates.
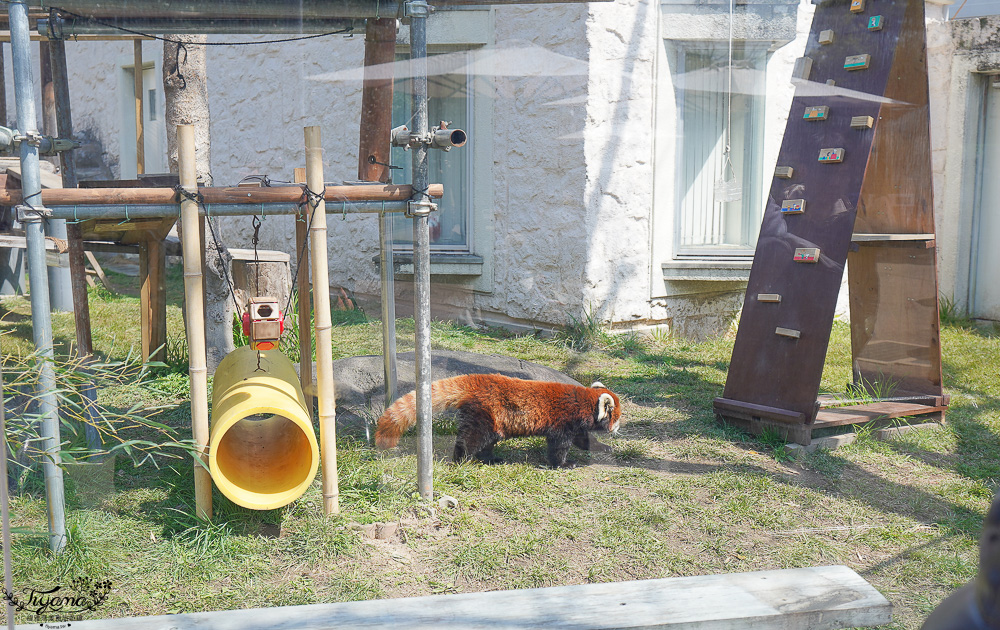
[29,566,890,630]
[851,233,935,242]
[134,40,144,176]
[814,402,947,429]
[228,247,290,263]
[713,397,805,424]
[0,183,444,206]
[848,245,943,397]
[818,393,945,409]
[139,239,167,363]
[84,251,110,289]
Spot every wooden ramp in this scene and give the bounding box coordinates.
[41,565,890,630]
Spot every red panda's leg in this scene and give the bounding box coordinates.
[453,405,497,464]
[573,431,612,452]
[546,432,574,468]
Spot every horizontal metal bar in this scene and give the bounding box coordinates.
[33,0,608,22]
[39,17,365,37]
[47,200,412,221]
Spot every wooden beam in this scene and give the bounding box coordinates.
[0,183,443,206]
[51,566,891,630]
[134,40,145,175]
[358,18,396,183]
[83,251,110,289]
[139,238,166,363]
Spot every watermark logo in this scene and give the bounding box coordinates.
[3,576,111,619]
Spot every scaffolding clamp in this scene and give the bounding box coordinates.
[404,0,432,19]
[16,203,51,222]
[405,200,436,218]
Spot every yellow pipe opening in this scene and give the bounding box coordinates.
[210,346,319,510]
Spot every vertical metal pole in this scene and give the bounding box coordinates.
[379,213,398,407]
[0,43,7,128]
[358,18,399,409]
[409,0,434,501]
[50,37,101,453]
[0,41,21,299]
[178,125,212,520]
[39,41,73,313]
[8,0,66,553]
[0,337,14,630]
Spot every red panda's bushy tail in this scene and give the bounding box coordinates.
[375,375,472,449]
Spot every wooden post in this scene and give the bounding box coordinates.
[358,18,397,184]
[293,167,313,420]
[134,40,145,175]
[139,238,166,362]
[304,127,339,516]
[178,125,212,520]
[39,41,56,154]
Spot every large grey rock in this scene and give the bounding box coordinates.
[329,349,580,411]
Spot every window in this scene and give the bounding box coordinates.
[672,42,767,256]
[390,51,473,252]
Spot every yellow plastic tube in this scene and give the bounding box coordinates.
[210,346,319,510]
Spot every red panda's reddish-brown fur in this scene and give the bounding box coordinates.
[375,374,621,467]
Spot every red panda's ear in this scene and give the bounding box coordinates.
[590,381,605,389]
[597,393,615,422]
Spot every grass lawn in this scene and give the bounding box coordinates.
[0,263,998,628]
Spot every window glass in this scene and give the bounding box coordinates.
[673,42,766,255]
[390,52,472,251]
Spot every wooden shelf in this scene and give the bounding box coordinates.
[813,401,947,429]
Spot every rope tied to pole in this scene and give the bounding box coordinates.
[174,184,242,314]
[282,185,325,320]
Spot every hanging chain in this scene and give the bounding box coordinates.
[251,215,262,297]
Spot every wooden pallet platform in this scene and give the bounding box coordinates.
[29,565,891,630]
[813,401,947,429]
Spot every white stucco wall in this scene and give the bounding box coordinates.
[22,0,993,336]
[928,14,1000,315]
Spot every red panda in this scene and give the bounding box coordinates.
[375,374,621,468]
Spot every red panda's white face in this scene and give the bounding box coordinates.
[591,382,621,433]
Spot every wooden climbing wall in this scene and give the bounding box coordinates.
[714,0,946,445]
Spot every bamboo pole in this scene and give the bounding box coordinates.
[305,127,339,516]
[178,124,212,520]
[134,40,144,175]
[0,183,442,206]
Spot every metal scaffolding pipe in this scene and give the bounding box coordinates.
[0,183,442,207]
[409,0,434,502]
[38,41,73,313]
[50,35,102,453]
[33,0,601,21]
[379,213,398,406]
[358,17,399,409]
[44,199,415,221]
[8,0,66,553]
[39,17,364,37]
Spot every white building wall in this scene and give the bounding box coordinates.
[21,0,992,336]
